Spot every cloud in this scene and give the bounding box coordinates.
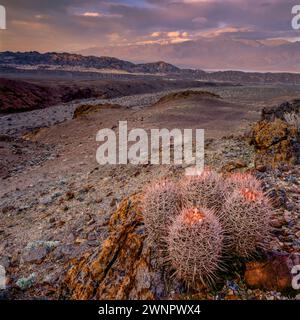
[192,16,208,24]
[82,12,101,17]
[200,26,255,38]
[151,31,161,37]
[167,31,181,37]
[80,11,123,18]
[0,0,299,53]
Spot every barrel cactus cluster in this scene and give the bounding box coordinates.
[142,169,273,288]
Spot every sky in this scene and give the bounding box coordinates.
[0,0,299,52]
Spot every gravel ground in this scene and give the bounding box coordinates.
[1,84,300,299]
[0,88,189,137]
[1,135,300,300]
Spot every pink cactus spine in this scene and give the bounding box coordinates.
[221,187,272,258]
[142,179,182,248]
[226,172,263,192]
[181,168,228,212]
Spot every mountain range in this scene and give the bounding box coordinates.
[1,51,300,85]
[78,36,300,73]
[0,51,182,74]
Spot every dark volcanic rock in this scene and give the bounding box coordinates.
[249,99,300,170]
[262,100,300,122]
[0,78,102,114]
[0,78,60,113]
[21,246,48,264]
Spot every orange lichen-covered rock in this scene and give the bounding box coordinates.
[244,252,300,293]
[249,119,299,169]
[59,194,156,300]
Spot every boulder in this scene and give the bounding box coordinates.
[249,119,299,169]
[262,100,300,122]
[244,252,300,294]
[221,159,247,173]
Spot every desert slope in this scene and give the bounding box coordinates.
[1,90,300,300]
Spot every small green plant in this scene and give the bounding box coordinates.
[16,273,36,290]
[25,240,60,251]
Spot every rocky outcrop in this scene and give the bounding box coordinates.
[249,119,300,169]
[154,90,220,105]
[73,103,124,119]
[59,195,162,300]
[262,100,300,122]
[135,61,181,74]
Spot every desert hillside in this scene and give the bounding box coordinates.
[1,87,300,300]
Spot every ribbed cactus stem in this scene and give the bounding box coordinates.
[220,187,272,258]
[167,207,224,287]
[181,168,228,212]
[142,179,182,250]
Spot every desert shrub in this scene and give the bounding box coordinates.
[16,273,36,290]
[167,207,223,287]
[283,112,300,131]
